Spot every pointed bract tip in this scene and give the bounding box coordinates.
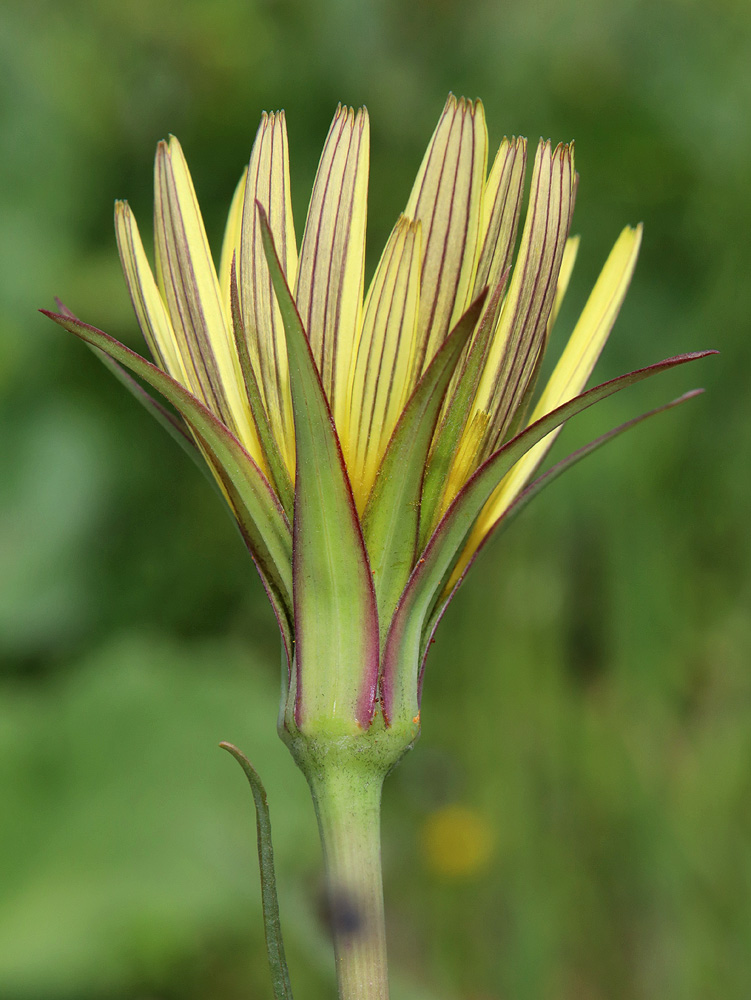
[444,94,484,118]
[552,140,574,162]
[335,103,353,124]
[394,213,421,237]
[255,199,270,227]
[168,134,185,156]
[51,297,77,319]
[331,104,367,127]
[262,109,285,125]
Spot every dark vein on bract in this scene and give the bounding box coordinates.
[489,147,573,453]
[327,112,361,416]
[413,99,455,377]
[300,107,348,400]
[483,143,556,453]
[492,148,565,442]
[117,208,169,372]
[157,147,229,427]
[269,116,291,439]
[378,227,417,446]
[356,226,399,458]
[423,101,470,374]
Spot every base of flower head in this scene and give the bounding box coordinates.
[280,706,420,787]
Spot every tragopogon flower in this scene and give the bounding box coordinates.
[45,96,708,755]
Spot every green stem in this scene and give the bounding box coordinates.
[307,761,389,1000]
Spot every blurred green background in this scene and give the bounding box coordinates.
[1,0,749,997]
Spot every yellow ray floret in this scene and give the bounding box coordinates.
[547,234,580,334]
[115,201,190,386]
[153,137,260,458]
[471,141,576,458]
[473,136,527,299]
[403,95,488,378]
[218,166,248,317]
[446,223,643,590]
[346,216,422,509]
[238,111,298,475]
[295,105,369,439]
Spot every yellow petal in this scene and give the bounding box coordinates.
[547,234,580,334]
[539,226,641,406]
[239,111,297,474]
[295,105,369,435]
[404,95,488,379]
[153,137,261,461]
[442,409,490,509]
[218,167,248,320]
[472,141,576,457]
[347,215,422,508]
[449,223,642,588]
[474,136,527,297]
[438,135,526,423]
[115,200,189,385]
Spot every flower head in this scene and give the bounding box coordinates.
[45,96,709,755]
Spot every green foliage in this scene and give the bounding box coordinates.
[1,0,749,997]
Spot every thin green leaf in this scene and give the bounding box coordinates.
[230,257,295,519]
[257,206,380,731]
[219,743,294,1000]
[189,426,293,661]
[362,290,487,640]
[57,305,273,613]
[381,350,715,725]
[93,348,200,456]
[58,298,203,469]
[421,388,706,662]
[42,310,293,619]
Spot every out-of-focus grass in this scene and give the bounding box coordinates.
[1,0,749,997]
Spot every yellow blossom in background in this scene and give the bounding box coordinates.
[421,803,496,879]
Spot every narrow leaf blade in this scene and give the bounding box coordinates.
[422,388,706,658]
[220,743,294,1000]
[59,298,201,465]
[91,348,198,456]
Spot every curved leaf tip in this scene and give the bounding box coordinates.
[220,742,295,1000]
